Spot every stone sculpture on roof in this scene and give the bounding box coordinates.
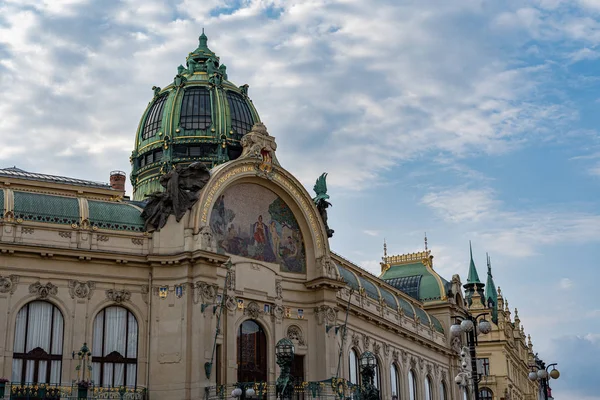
[313,173,334,238]
[141,162,211,231]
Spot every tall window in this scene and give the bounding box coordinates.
[92,306,138,387]
[180,87,212,130]
[408,370,417,400]
[439,381,447,400]
[237,320,267,383]
[226,91,254,138]
[477,358,490,376]
[479,388,493,400]
[12,301,64,384]
[349,349,359,385]
[373,361,381,389]
[390,364,400,399]
[424,376,432,400]
[142,94,168,139]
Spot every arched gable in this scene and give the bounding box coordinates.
[192,159,331,279]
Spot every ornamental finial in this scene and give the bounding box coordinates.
[424,232,428,251]
[383,238,387,258]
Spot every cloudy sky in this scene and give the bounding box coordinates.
[1,0,599,397]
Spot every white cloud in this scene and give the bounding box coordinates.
[421,188,499,223]
[362,230,380,237]
[559,277,574,290]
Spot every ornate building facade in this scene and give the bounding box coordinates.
[0,33,541,400]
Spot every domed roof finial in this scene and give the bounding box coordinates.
[199,28,208,48]
[424,232,428,251]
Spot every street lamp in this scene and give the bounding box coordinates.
[528,358,559,400]
[359,351,379,400]
[276,338,295,400]
[450,314,492,400]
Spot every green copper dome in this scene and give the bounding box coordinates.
[130,31,261,201]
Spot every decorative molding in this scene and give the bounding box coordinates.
[401,350,409,364]
[29,281,57,299]
[0,275,19,294]
[317,255,340,280]
[363,334,371,350]
[22,227,34,234]
[314,305,337,325]
[193,281,218,306]
[58,231,72,239]
[131,238,144,246]
[141,285,149,304]
[198,225,216,252]
[275,280,283,300]
[351,332,360,349]
[227,270,235,291]
[68,280,95,300]
[97,235,109,242]
[373,342,381,355]
[272,304,284,322]
[392,350,399,362]
[244,301,261,319]
[105,289,131,303]
[287,325,306,346]
[383,343,391,357]
[225,295,237,312]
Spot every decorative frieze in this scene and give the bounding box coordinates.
[58,231,72,239]
[131,238,143,246]
[29,281,57,299]
[314,305,337,325]
[97,235,109,242]
[22,227,34,234]
[193,281,219,305]
[0,275,19,294]
[105,289,131,303]
[68,280,95,300]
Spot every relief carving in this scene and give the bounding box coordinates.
[225,295,238,312]
[29,281,57,299]
[383,343,391,357]
[373,342,381,355]
[193,281,218,305]
[272,304,284,322]
[275,280,283,300]
[351,332,360,348]
[244,301,261,319]
[317,255,340,279]
[68,280,95,300]
[363,334,371,350]
[0,275,19,294]
[198,225,216,252]
[392,350,399,362]
[287,325,306,346]
[314,305,337,325]
[105,289,131,303]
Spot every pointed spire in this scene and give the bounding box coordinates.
[467,241,481,283]
[485,253,498,324]
[424,232,428,251]
[383,238,387,258]
[199,28,208,47]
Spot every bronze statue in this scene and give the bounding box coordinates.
[141,162,211,231]
[313,173,334,238]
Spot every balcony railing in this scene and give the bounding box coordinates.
[206,379,362,400]
[0,383,146,400]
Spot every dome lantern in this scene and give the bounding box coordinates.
[130,32,261,201]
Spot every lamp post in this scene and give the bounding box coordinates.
[450,314,492,400]
[528,357,559,400]
[359,351,379,400]
[276,338,296,400]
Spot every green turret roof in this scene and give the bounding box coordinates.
[485,254,498,324]
[467,241,481,284]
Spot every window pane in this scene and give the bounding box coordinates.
[92,362,101,384]
[424,376,431,400]
[51,310,64,355]
[180,87,212,130]
[390,365,398,397]
[104,307,127,356]
[349,350,358,384]
[440,382,447,400]
[104,363,114,387]
[14,307,27,353]
[127,312,138,358]
[12,359,23,382]
[26,302,53,352]
[408,370,416,400]
[25,360,35,383]
[93,312,104,356]
[114,363,125,386]
[227,91,254,138]
[126,364,137,387]
[50,360,61,384]
[38,360,47,384]
[142,94,168,140]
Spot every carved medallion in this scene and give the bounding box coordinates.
[272,304,284,322]
[0,275,19,294]
[287,325,306,346]
[105,289,131,303]
[68,280,95,300]
[244,301,261,319]
[29,281,57,299]
[225,295,237,312]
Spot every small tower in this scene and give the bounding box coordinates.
[485,254,498,324]
[463,241,485,307]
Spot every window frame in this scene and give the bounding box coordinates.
[92,306,139,388]
[349,348,359,385]
[12,301,64,384]
[479,388,493,400]
[226,91,254,139]
[408,369,417,400]
[142,94,168,140]
[180,86,212,131]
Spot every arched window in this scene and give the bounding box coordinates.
[180,87,212,130]
[142,94,168,139]
[408,370,417,400]
[237,320,267,382]
[480,388,493,400]
[12,301,64,384]
[349,349,359,385]
[439,381,447,400]
[373,359,381,389]
[424,376,432,400]
[390,364,400,399]
[92,306,138,387]
[226,91,254,139]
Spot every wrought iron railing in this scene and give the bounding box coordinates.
[0,383,146,400]
[205,379,362,400]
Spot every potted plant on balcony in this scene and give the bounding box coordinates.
[0,378,9,399]
[77,380,91,399]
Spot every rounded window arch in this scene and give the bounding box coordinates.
[439,381,448,400]
[424,375,432,400]
[92,306,138,387]
[12,301,64,384]
[408,370,417,400]
[390,363,400,399]
[237,320,267,382]
[348,348,359,385]
[480,388,493,400]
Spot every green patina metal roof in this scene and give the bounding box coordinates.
[381,257,448,302]
[130,32,261,201]
[13,191,79,225]
[485,254,498,324]
[88,200,144,232]
[467,241,481,284]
